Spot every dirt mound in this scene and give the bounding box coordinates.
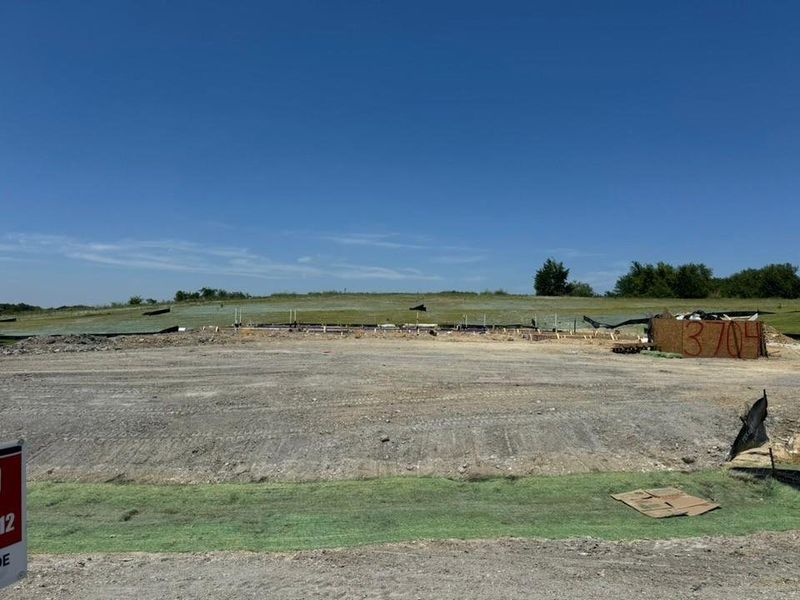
[764,324,798,345]
[1,330,254,355]
[3,334,114,355]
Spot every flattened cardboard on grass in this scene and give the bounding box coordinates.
[612,487,719,518]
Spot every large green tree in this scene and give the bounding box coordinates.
[673,263,713,298]
[613,261,711,298]
[613,262,675,297]
[534,258,570,296]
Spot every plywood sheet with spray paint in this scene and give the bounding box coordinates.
[651,319,764,359]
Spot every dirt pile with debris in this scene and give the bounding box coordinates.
[1,327,637,356]
[0,330,254,355]
[764,324,799,345]
[2,334,115,355]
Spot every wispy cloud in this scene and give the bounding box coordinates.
[431,255,487,265]
[543,247,604,259]
[330,262,442,281]
[319,232,486,260]
[0,256,33,262]
[321,233,430,250]
[0,233,442,282]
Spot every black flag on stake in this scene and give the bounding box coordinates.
[727,390,769,461]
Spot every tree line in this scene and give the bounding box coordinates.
[534,258,800,298]
[612,261,800,298]
[0,302,41,313]
[172,287,251,302]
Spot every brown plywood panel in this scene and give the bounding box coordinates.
[652,319,683,354]
[680,320,763,359]
[652,319,764,359]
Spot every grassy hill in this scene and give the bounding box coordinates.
[1,293,799,336]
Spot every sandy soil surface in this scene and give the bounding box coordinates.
[5,532,799,599]
[2,333,798,483]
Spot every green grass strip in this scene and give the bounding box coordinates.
[4,294,799,336]
[28,470,800,553]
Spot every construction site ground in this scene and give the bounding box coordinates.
[2,330,800,598]
[3,331,799,483]
[7,532,800,599]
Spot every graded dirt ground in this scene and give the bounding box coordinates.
[7,532,800,599]
[2,332,799,483]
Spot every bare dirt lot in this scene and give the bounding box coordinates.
[8,532,800,600]
[2,332,799,483]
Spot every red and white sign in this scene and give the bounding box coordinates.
[0,441,25,590]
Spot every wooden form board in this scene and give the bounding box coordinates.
[651,318,764,359]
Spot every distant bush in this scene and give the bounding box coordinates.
[567,282,596,297]
[174,288,251,302]
[54,305,93,311]
[0,302,41,313]
[128,296,143,305]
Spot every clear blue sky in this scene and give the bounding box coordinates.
[2,1,798,305]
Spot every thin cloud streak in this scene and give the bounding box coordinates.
[431,255,487,265]
[319,232,485,255]
[330,262,442,281]
[543,247,604,259]
[0,233,442,282]
[322,233,429,250]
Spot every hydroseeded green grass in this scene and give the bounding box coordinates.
[28,471,800,553]
[3,293,800,336]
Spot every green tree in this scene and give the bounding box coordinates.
[759,263,800,298]
[723,263,800,298]
[128,296,143,305]
[568,281,596,297]
[613,262,676,297]
[534,258,570,296]
[673,263,713,298]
